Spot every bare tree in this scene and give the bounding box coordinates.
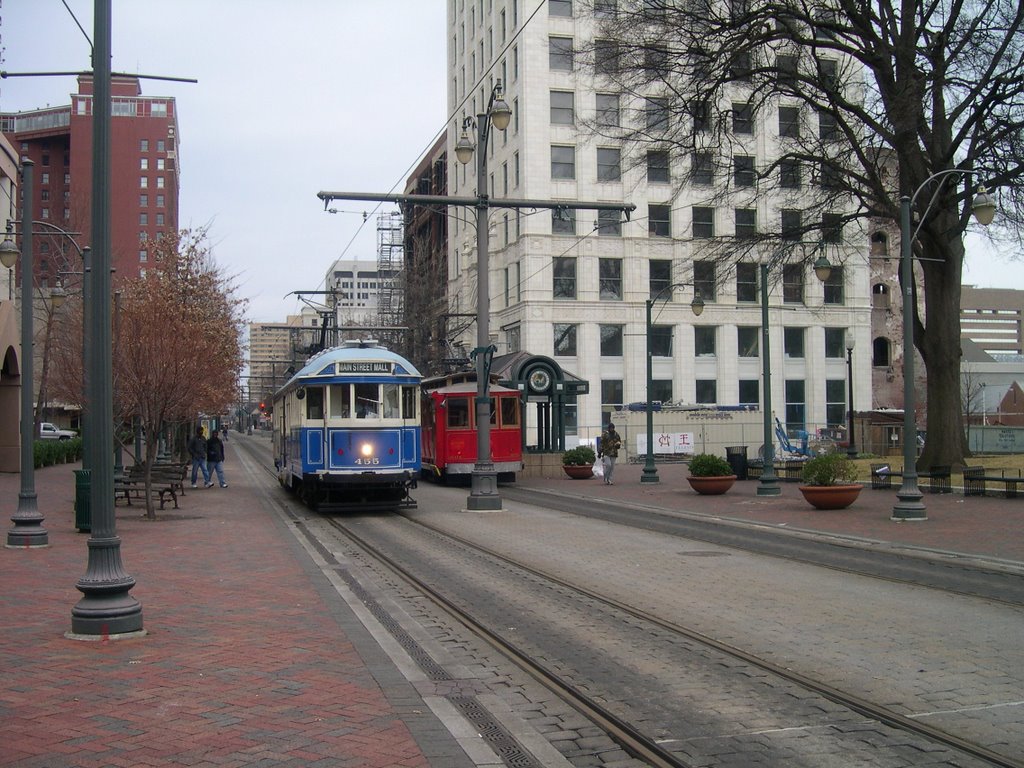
[114,228,246,518]
[578,0,1024,467]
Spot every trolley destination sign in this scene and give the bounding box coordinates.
[337,361,392,373]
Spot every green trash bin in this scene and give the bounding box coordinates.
[74,469,91,533]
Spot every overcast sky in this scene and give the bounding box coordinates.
[1,1,1017,324]
[1,1,447,322]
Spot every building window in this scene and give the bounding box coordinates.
[597,147,621,182]
[782,263,805,303]
[650,325,673,356]
[139,213,148,226]
[826,379,846,427]
[785,379,806,432]
[822,212,843,243]
[739,379,759,406]
[595,39,620,76]
[650,259,672,299]
[646,97,669,131]
[506,325,521,354]
[780,159,801,189]
[550,90,574,124]
[552,208,576,235]
[600,325,624,356]
[736,264,758,302]
[781,208,802,240]
[139,250,148,263]
[549,36,574,70]
[140,194,148,207]
[157,158,166,170]
[601,379,623,415]
[779,106,800,138]
[825,327,846,358]
[649,204,671,237]
[553,323,578,356]
[819,108,839,140]
[870,231,889,256]
[597,209,622,236]
[644,45,670,78]
[735,208,756,239]
[784,327,805,358]
[733,155,756,187]
[692,207,714,239]
[647,150,670,183]
[694,260,716,301]
[156,194,165,207]
[695,379,717,404]
[823,265,845,304]
[691,152,713,185]
[157,139,166,152]
[695,326,717,356]
[550,0,572,16]
[140,176,149,188]
[776,54,798,86]
[595,0,618,17]
[156,213,165,226]
[553,257,576,299]
[689,100,710,132]
[551,145,576,179]
[599,258,623,300]
[156,177,165,189]
[140,139,149,152]
[596,92,620,126]
[738,326,759,357]
[140,158,149,170]
[732,102,755,134]
[873,337,891,366]
[651,379,673,403]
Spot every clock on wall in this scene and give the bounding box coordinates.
[528,368,551,393]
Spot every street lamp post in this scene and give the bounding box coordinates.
[758,256,833,497]
[454,82,511,511]
[643,285,704,483]
[4,159,49,547]
[846,333,857,458]
[892,173,996,521]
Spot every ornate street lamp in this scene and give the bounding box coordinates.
[642,285,704,483]
[892,174,996,521]
[453,82,512,511]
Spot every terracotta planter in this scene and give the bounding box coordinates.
[686,475,736,495]
[798,484,862,510]
[563,465,594,480]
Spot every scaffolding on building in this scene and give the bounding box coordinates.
[376,210,405,349]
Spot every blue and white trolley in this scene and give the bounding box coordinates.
[272,341,422,511]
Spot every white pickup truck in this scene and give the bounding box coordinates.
[39,422,77,440]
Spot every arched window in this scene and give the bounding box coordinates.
[873,337,891,367]
[870,231,889,256]
[872,283,890,309]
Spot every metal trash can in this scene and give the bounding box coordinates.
[74,469,91,533]
[725,446,748,480]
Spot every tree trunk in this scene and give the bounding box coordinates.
[917,228,968,470]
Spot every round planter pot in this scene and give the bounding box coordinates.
[686,475,737,495]
[798,484,862,510]
[563,465,594,480]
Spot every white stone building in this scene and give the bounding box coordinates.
[446,0,872,444]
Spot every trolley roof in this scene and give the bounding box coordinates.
[276,343,421,397]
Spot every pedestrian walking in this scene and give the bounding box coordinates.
[187,426,211,488]
[598,421,623,485]
[207,429,228,488]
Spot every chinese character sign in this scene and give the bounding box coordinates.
[636,432,695,455]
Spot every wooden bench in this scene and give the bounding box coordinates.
[870,463,950,493]
[114,463,187,510]
[746,460,807,481]
[963,466,1022,498]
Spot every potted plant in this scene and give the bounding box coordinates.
[562,445,597,479]
[798,451,862,509]
[686,453,736,495]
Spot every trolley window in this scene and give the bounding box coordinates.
[402,386,418,419]
[447,396,471,428]
[305,387,324,420]
[355,383,380,418]
[500,396,519,427]
[329,384,351,418]
[382,384,401,418]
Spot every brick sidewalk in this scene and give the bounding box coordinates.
[517,460,1024,564]
[0,456,459,768]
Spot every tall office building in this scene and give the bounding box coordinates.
[445,1,871,439]
[1,75,180,283]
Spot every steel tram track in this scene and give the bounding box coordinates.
[389,512,1022,768]
[240,439,1020,767]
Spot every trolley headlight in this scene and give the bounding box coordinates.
[360,442,374,457]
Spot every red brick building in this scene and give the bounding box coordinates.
[1,75,180,284]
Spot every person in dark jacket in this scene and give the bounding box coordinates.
[207,430,227,488]
[598,422,623,485]
[187,426,211,488]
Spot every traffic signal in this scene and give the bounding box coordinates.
[259,401,266,412]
